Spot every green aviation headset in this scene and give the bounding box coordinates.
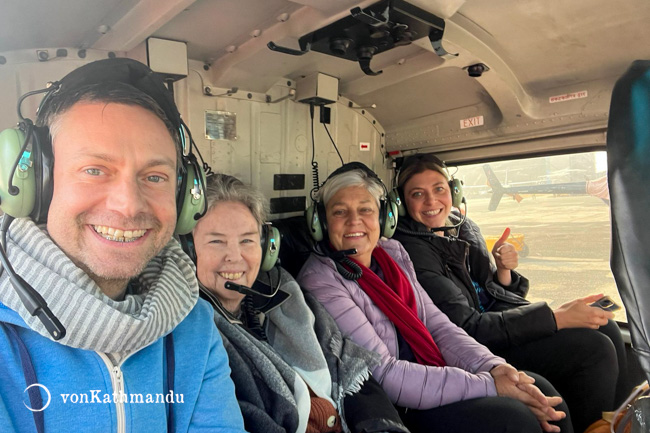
[259,223,281,272]
[305,161,399,242]
[180,223,280,273]
[179,171,281,274]
[0,57,206,235]
[390,153,464,217]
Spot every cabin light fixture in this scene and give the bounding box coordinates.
[267,0,454,76]
[348,102,377,109]
[295,73,338,105]
[97,24,110,35]
[36,48,69,62]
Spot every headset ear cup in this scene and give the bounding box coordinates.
[450,178,464,208]
[178,233,197,265]
[379,194,398,238]
[0,128,36,218]
[389,189,406,217]
[305,202,324,242]
[260,225,281,272]
[175,159,206,235]
[32,126,53,224]
[384,200,399,238]
[378,199,387,237]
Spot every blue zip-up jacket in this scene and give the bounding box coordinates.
[0,298,247,433]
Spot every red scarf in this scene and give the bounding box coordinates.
[347,246,446,367]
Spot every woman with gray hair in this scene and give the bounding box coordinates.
[188,173,408,433]
[297,162,572,433]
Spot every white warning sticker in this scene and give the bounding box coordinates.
[549,91,588,103]
[460,115,484,129]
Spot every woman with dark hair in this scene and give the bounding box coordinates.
[392,153,628,433]
[297,162,571,433]
[190,174,409,433]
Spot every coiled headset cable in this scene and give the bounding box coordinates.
[314,243,363,281]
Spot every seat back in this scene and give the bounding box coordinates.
[607,60,650,382]
[271,215,316,278]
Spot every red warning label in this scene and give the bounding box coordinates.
[549,91,588,103]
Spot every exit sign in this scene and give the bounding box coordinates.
[460,115,484,129]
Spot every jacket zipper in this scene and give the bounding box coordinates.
[388,320,408,414]
[98,352,131,433]
[444,243,482,308]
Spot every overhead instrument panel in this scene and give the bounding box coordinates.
[268,0,454,76]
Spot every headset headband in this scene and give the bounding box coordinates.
[326,161,381,182]
[318,161,385,200]
[307,161,398,241]
[398,153,451,188]
[38,58,181,132]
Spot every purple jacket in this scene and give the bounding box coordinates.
[297,239,506,410]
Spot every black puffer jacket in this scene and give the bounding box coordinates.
[393,213,557,350]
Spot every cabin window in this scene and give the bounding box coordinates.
[454,151,625,322]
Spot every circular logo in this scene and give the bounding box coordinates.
[23,383,51,412]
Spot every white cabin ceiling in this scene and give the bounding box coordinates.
[153,0,302,64]
[0,0,133,51]
[2,0,650,153]
[456,0,650,95]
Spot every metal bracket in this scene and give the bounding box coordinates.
[359,58,382,76]
[266,89,296,104]
[204,86,238,97]
[267,41,311,56]
[429,32,458,59]
[350,6,390,27]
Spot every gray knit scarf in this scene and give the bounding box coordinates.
[217,268,379,433]
[0,218,198,353]
[216,312,304,433]
[262,269,379,413]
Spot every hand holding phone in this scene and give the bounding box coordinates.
[589,296,622,312]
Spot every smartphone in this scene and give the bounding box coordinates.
[589,296,622,312]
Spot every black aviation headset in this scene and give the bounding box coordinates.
[390,153,466,233]
[305,161,399,242]
[0,58,208,340]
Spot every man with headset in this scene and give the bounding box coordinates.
[0,58,246,432]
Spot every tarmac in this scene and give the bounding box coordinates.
[466,193,626,322]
